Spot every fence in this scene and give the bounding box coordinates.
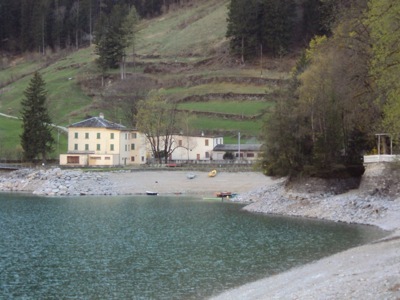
[363,155,400,163]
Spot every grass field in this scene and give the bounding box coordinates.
[0,48,95,124]
[160,83,269,99]
[136,0,229,57]
[0,117,22,154]
[178,101,273,116]
[0,116,68,159]
[190,116,263,136]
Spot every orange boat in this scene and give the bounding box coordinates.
[215,192,232,198]
[208,169,217,177]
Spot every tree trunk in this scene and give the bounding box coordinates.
[241,36,245,64]
[42,17,46,55]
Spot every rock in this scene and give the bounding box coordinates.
[237,164,400,228]
[0,168,116,197]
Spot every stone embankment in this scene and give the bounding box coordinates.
[0,168,116,196]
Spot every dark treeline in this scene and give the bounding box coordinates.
[1,0,345,55]
[226,0,344,58]
[0,0,197,54]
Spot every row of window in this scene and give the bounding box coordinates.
[73,132,138,139]
[74,143,136,151]
[177,139,212,146]
[66,155,145,164]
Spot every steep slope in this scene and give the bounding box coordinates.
[0,0,293,159]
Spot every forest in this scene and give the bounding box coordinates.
[1,0,339,55]
[0,0,201,53]
[261,0,400,177]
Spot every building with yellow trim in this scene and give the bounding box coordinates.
[59,113,147,167]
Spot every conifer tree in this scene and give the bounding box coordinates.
[20,72,54,163]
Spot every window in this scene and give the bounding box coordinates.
[85,133,89,139]
[110,144,114,151]
[74,132,78,139]
[131,156,135,162]
[74,144,78,151]
[205,152,210,158]
[67,156,79,164]
[132,133,137,139]
[125,145,128,151]
[97,144,100,151]
[205,139,209,146]
[178,140,182,146]
[85,144,89,151]
[105,157,110,160]
[247,153,255,158]
[131,144,135,150]
[125,133,128,140]
[141,156,144,162]
[97,133,101,139]
[110,133,114,139]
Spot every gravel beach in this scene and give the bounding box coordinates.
[1,166,400,299]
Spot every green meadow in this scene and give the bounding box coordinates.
[178,101,273,116]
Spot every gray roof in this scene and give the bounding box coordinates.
[69,116,127,130]
[213,144,262,152]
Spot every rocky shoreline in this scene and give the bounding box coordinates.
[233,179,400,231]
[0,168,117,196]
[226,162,400,231]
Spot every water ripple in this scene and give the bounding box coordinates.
[0,194,386,299]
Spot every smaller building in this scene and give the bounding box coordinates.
[169,134,224,162]
[213,144,262,161]
[60,113,147,167]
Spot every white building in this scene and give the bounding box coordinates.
[169,134,224,162]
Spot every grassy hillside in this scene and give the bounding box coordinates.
[136,0,229,57]
[0,0,293,159]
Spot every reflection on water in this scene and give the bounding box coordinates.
[0,194,386,299]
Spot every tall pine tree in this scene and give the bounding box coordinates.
[20,72,55,163]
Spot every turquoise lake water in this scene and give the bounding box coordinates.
[0,193,386,299]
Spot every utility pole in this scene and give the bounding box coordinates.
[238,131,241,160]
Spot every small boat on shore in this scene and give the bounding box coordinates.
[208,169,217,177]
[146,191,158,196]
[186,173,196,179]
[215,191,232,198]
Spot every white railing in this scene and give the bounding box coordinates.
[363,155,400,163]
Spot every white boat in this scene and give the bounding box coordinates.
[186,173,196,179]
[146,191,158,196]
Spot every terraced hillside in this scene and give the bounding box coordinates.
[0,0,293,159]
